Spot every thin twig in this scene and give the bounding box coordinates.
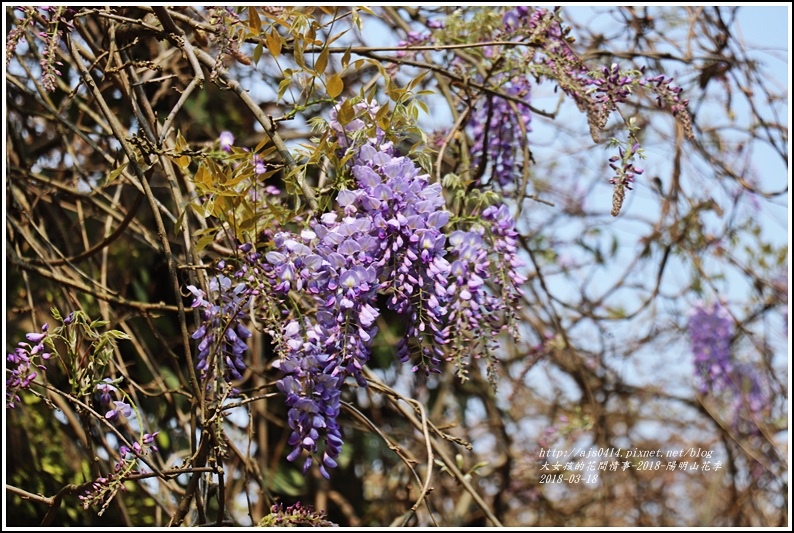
[152,6,205,143]
[67,32,201,413]
[363,368,504,527]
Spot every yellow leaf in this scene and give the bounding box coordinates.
[337,98,354,124]
[326,73,343,98]
[315,47,329,75]
[266,29,282,58]
[327,29,348,46]
[173,154,190,170]
[175,130,188,152]
[407,70,429,91]
[248,7,261,33]
[193,164,210,187]
[341,46,351,69]
[293,41,305,67]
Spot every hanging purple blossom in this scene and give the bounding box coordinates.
[6,323,50,409]
[687,301,734,395]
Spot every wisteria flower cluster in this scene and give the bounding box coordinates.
[687,300,735,394]
[468,74,533,188]
[188,98,528,478]
[264,129,457,475]
[608,141,645,216]
[5,7,35,65]
[587,63,636,131]
[187,273,253,389]
[640,74,694,139]
[258,501,337,527]
[687,300,768,430]
[462,6,694,214]
[79,432,160,515]
[6,323,51,409]
[207,7,249,79]
[8,6,76,92]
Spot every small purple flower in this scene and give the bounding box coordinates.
[96,378,117,408]
[503,10,520,30]
[6,323,50,408]
[254,155,267,175]
[105,400,132,421]
[219,130,235,152]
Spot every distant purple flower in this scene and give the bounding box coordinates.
[395,30,433,58]
[219,130,235,152]
[687,301,734,395]
[254,155,267,174]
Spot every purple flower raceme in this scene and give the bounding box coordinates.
[587,63,636,131]
[687,301,770,434]
[273,320,345,478]
[264,135,455,474]
[79,432,161,513]
[6,323,50,409]
[187,273,253,390]
[468,74,533,188]
[687,301,734,395]
[639,74,694,139]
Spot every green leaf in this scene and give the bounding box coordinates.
[277,77,292,100]
[104,330,131,340]
[253,41,264,65]
[89,319,110,328]
[106,162,128,185]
